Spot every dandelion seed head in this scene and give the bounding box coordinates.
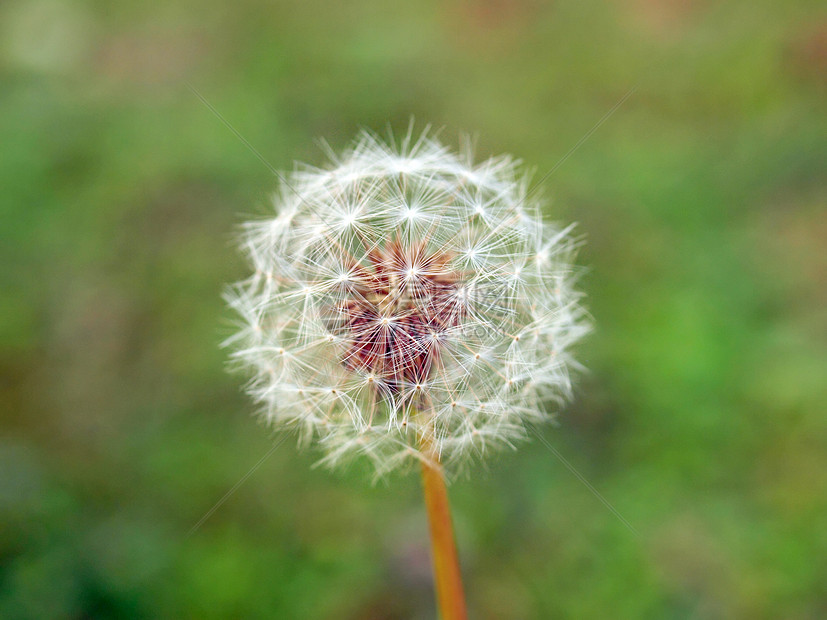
[226,129,589,475]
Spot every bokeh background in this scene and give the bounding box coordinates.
[2,0,826,618]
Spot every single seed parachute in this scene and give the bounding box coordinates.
[225,130,590,476]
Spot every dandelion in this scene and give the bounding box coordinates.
[225,128,589,618]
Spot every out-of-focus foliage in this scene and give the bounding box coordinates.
[1,0,825,618]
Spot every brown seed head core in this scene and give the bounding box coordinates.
[327,236,465,397]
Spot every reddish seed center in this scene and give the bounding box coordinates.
[330,238,464,394]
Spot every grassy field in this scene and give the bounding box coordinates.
[2,0,826,618]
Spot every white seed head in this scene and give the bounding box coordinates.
[225,130,589,477]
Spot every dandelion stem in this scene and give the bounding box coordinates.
[421,452,467,620]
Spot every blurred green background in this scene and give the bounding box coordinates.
[2,0,826,618]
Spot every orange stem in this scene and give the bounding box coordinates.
[421,456,468,620]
